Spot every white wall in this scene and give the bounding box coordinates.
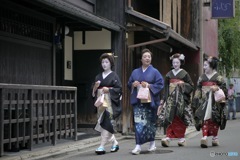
[74,29,111,50]
[64,36,73,80]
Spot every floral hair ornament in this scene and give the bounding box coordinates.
[207,56,219,63]
[169,53,185,60]
[207,56,213,63]
[179,54,185,60]
[107,52,113,56]
[107,52,118,58]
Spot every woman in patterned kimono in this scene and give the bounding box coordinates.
[92,53,122,154]
[128,48,164,155]
[158,53,194,147]
[192,56,227,148]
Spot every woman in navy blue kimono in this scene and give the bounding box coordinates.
[128,48,164,155]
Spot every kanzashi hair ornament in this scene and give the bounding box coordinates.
[179,54,185,60]
[207,57,212,63]
[207,56,218,62]
[169,54,185,60]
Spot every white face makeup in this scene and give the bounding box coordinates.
[101,58,111,71]
[141,52,152,66]
[172,58,181,70]
[203,61,211,74]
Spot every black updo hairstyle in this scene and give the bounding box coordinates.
[99,53,115,70]
[204,56,219,70]
[169,53,185,65]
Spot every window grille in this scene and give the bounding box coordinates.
[0,6,53,42]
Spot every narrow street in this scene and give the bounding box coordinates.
[47,119,240,160]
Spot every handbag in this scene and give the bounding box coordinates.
[137,87,149,100]
[94,94,104,107]
[214,89,225,102]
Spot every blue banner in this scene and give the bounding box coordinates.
[212,0,235,18]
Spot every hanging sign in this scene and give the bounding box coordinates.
[211,0,235,19]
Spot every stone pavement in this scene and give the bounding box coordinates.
[1,126,198,160]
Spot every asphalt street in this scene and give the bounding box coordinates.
[47,119,240,160]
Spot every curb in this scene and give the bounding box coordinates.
[2,127,198,160]
[1,134,123,160]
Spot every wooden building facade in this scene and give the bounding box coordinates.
[0,0,125,123]
[0,0,125,155]
[0,0,217,154]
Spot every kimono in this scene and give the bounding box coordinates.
[160,69,194,138]
[192,72,227,137]
[128,65,164,145]
[93,71,122,134]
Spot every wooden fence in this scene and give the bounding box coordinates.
[0,83,77,157]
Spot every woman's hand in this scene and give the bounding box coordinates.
[94,80,101,88]
[102,87,109,93]
[92,80,101,97]
[177,81,184,87]
[211,85,219,92]
[141,81,149,88]
[132,81,140,87]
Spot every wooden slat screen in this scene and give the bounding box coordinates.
[0,84,77,157]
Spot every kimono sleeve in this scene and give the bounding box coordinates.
[182,72,194,95]
[109,73,122,101]
[192,76,203,111]
[163,76,170,102]
[216,75,227,96]
[149,69,164,95]
[127,70,136,90]
[109,73,122,119]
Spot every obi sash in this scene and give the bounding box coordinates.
[98,86,113,89]
[202,82,217,93]
[202,82,216,86]
[170,79,184,84]
[169,79,183,93]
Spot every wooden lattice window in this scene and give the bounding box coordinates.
[0,6,53,42]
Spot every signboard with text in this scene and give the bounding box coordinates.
[211,0,235,19]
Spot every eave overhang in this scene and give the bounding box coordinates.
[37,0,121,32]
[126,9,199,51]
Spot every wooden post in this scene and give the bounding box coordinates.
[28,89,33,151]
[22,93,26,147]
[0,89,4,157]
[59,92,62,140]
[43,93,46,143]
[36,93,39,144]
[122,48,133,134]
[16,92,20,149]
[53,90,57,145]
[74,90,77,141]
